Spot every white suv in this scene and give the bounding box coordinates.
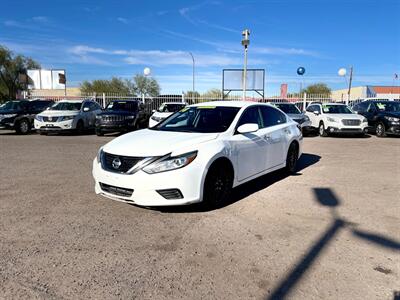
[305,103,368,136]
[93,101,302,208]
[34,99,102,134]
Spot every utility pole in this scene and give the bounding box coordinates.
[189,52,195,102]
[241,29,250,101]
[347,66,353,105]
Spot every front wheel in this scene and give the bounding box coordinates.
[319,122,328,137]
[203,163,233,209]
[285,142,299,174]
[375,122,386,137]
[95,128,104,136]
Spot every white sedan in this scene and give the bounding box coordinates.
[93,101,303,208]
[148,102,187,127]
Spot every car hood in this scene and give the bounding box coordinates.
[379,111,400,118]
[103,129,219,157]
[287,113,304,119]
[324,113,364,119]
[39,110,79,117]
[98,110,136,116]
[0,109,21,115]
[152,111,174,118]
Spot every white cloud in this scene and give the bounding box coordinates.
[31,16,48,23]
[116,17,129,24]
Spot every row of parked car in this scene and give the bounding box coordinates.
[0,98,399,137]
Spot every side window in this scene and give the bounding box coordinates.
[316,105,321,113]
[89,102,99,110]
[237,106,262,128]
[367,102,376,112]
[306,105,315,112]
[260,106,287,128]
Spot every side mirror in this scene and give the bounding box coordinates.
[237,123,259,134]
[313,111,320,115]
[83,107,90,112]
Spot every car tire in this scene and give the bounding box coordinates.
[319,122,328,137]
[203,161,233,209]
[375,122,386,137]
[76,120,84,134]
[285,142,299,174]
[95,128,104,136]
[16,119,30,135]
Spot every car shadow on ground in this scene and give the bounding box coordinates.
[154,153,321,214]
[266,187,400,300]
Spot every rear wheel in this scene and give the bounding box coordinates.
[203,162,233,209]
[375,122,386,137]
[285,142,299,174]
[319,122,328,137]
[16,119,30,134]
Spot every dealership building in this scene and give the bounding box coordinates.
[331,85,400,101]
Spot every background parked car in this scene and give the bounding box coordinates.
[271,102,312,134]
[148,102,187,127]
[95,100,149,136]
[352,100,400,137]
[0,99,54,134]
[305,103,368,136]
[34,99,102,135]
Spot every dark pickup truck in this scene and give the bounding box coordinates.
[95,100,149,136]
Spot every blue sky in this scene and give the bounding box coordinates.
[1,0,399,95]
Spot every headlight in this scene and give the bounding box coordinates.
[35,115,43,121]
[142,151,197,174]
[362,118,368,123]
[59,115,75,121]
[2,114,17,118]
[96,147,104,164]
[327,117,337,122]
[384,116,399,122]
[95,115,102,119]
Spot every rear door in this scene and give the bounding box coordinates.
[230,106,268,182]
[259,106,287,169]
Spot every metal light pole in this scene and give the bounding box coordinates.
[189,52,195,102]
[338,67,353,105]
[241,29,250,100]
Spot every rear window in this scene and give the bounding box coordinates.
[106,101,138,111]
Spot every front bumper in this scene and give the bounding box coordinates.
[325,122,369,134]
[386,125,400,135]
[92,158,204,206]
[95,123,135,132]
[34,119,75,132]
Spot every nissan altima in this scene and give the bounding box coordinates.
[92,101,303,208]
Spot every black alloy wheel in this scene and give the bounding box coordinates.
[285,142,298,174]
[203,164,233,209]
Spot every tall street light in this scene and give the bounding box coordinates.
[338,66,353,105]
[189,52,195,102]
[241,29,250,100]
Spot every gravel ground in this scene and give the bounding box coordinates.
[0,130,399,300]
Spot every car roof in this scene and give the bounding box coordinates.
[162,102,187,105]
[57,99,83,103]
[272,102,296,105]
[189,101,273,108]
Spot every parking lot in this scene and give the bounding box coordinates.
[0,132,399,299]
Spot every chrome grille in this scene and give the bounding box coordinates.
[342,119,361,126]
[102,152,143,173]
[43,116,59,122]
[101,115,126,122]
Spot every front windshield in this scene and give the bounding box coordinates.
[275,104,301,114]
[157,103,186,113]
[50,102,81,111]
[1,101,25,110]
[153,106,240,133]
[375,101,400,112]
[106,101,138,111]
[322,104,352,114]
